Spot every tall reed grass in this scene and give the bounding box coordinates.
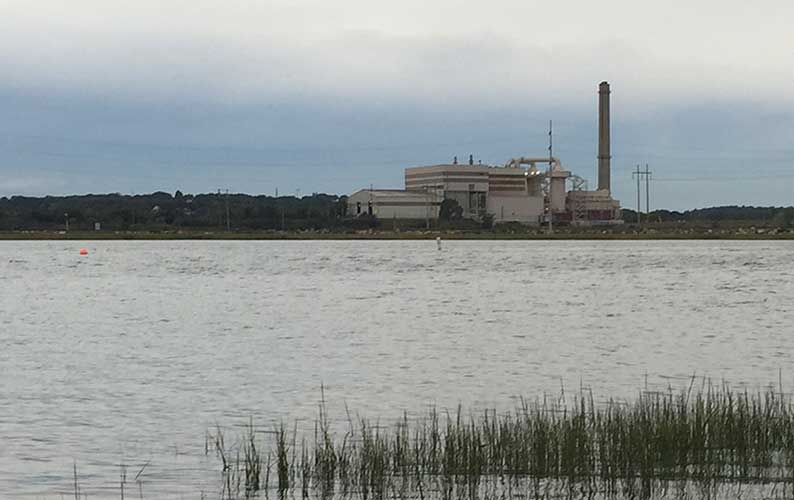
[210,381,794,499]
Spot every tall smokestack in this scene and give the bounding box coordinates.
[598,81,611,192]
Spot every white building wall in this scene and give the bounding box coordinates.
[347,190,440,219]
[374,204,438,219]
[487,195,544,224]
[405,165,490,193]
[444,181,488,191]
[347,191,372,216]
[549,178,567,212]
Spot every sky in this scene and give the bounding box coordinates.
[1,0,792,210]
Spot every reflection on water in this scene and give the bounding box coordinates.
[1,240,793,498]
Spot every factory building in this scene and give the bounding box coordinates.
[404,164,544,223]
[346,189,442,219]
[566,190,621,222]
[348,81,622,225]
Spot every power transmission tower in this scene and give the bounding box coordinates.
[644,164,652,214]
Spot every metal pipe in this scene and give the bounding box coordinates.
[504,156,560,169]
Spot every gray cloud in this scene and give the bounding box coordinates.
[2,0,793,107]
[1,0,792,208]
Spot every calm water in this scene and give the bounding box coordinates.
[1,240,793,498]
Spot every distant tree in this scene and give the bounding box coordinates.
[439,199,463,221]
[335,196,349,218]
[345,213,379,230]
[2,193,792,234]
[480,212,494,229]
[777,207,794,228]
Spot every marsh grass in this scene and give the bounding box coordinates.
[211,381,794,499]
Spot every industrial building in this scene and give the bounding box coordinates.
[348,81,621,225]
[403,164,543,224]
[346,189,442,220]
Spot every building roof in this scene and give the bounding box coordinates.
[348,189,441,201]
[406,164,491,174]
[405,164,528,176]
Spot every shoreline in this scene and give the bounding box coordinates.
[2,230,793,241]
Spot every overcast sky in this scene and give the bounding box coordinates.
[1,0,792,209]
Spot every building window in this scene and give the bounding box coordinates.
[367,201,373,215]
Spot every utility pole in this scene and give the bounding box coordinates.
[368,184,374,218]
[632,165,653,224]
[548,120,553,234]
[64,212,69,232]
[631,163,653,224]
[274,187,284,230]
[632,165,642,225]
[224,189,230,231]
[217,188,230,230]
[424,186,430,230]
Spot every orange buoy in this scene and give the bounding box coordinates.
[79,248,88,255]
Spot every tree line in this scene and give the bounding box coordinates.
[0,191,791,231]
[0,191,360,231]
[622,206,794,227]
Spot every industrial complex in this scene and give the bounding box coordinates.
[348,81,622,225]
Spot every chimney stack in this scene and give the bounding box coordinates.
[597,81,611,192]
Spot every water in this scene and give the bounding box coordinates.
[1,240,793,498]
